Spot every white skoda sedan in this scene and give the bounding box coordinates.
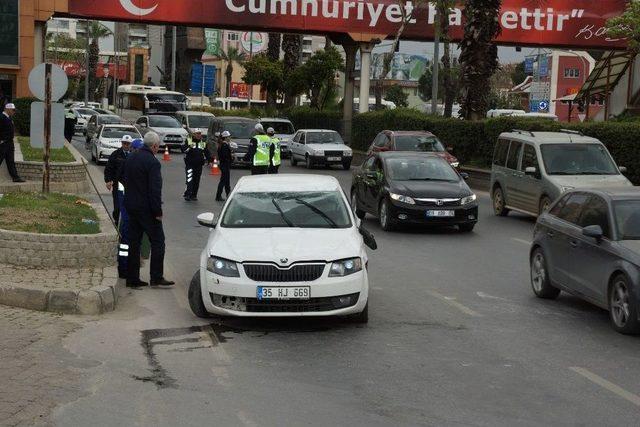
[189,175,377,323]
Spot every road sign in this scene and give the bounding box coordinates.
[28,63,68,101]
[524,58,534,74]
[30,102,64,149]
[538,101,549,111]
[578,113,586,122]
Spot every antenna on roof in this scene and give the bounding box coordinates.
[512,129,535,137]
[559,129,583,136]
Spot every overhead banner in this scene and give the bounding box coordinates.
[66,0,629,49]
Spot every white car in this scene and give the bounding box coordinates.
[289,129,354,170]
[135,115,188,150]
[189,174,377,323]
[91,124,141,164]
[72,107,99,134]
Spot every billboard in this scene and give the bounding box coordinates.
[369,53,428,81]
[230,82,249,99]
[190,63,216,96]
[203,29,221,57]
[66,0,629,49]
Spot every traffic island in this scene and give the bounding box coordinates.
[0,193,121,315]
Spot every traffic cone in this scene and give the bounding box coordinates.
[162,146,171,162]
[210,158,221,176]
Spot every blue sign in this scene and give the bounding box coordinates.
[539,57,549,77]
[538,101,549,111]
[190,62,216,96]
[530,100,550,112]
[524,58,534,74]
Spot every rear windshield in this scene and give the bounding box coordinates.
[261,121,295,135]
[102,128,139,139]
[395,135,445,152]
[614,200,640,240]
[99,116,124,125]
[541,144,619,176]
[149,116,180,128]
[306,132,343,144]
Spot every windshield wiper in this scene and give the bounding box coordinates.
[271,198,296,227]
[408,178,452,182]
[290,197,338,228]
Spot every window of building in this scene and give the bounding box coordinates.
[0,0,19,66]
[227,32,239,42]
[564,68,580,78]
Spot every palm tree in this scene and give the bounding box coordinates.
[218,47,247,97]
[86,21,113,101]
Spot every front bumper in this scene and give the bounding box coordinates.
[97,147,117,162]
[389,200,479,225]
[160,138,185,148]
[308,155,353,166]
[199,266,369,317]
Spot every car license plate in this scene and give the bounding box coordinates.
[257,286,310,300]
[327,157,341,162]
[426,210,455,218]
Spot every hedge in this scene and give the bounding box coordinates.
[13,97,38,136]
[352,109,640,184]
[285,107,342,133]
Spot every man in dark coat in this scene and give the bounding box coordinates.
[181,131,210,201]
[0,103,25,183]
[104,134,133,225]
[64,109,77,143]
[123,131,174,288]
[216,130,233,201]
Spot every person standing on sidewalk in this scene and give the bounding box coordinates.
[104,134,133,226]
[64,109,77,143]
[267,127,281,174]
[244,123,273,175]
[216,131,232,202]
[0,104,25,183]
[123,131,174,289]
[181,130,209,202]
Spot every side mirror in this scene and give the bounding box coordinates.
[460,172,469,180]
[140,123,147,128]
[525,166,537,175]
[183,124,188,129]
[197,212,216,228]
[619,166,627,173]
[359,225,378,250]
[583,225,603,241]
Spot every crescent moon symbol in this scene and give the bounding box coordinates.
[120,0,158,16]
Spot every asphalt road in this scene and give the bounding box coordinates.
[55,137,640,426]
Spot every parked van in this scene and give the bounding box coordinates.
[490,130,632,217]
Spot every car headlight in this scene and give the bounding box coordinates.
[229,141,238,149]
[207,256,240,277]
[450,162,460,168]
[329,257,363,277]
[561,186,574,193]
[389,193,416,205]
[312,149,324,156]
[343,150,353,157]
[461,194,477,205]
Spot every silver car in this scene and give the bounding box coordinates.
[491,130,631,217]
[135,115,188,150]
[531,188,640,334]
[289,129,353,170]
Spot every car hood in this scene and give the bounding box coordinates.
[307,143,350,152]
[209,227,362,263]
[150,127,187,136]
[390,180,471,199]
[549,174,632,188]
[231,138,252,149]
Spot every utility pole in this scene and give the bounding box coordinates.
[248,32,253,109]
[431,25,440,115]
[171,26,177,91]
[84,20,90,106]
[200,63,206,108]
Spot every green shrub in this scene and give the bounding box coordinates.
[12,97,38,136]
[285,107,342,133]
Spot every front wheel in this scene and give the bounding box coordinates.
[351,190,366,220]
[493,187,510,217]
[347,303,368,324]
[379,199,395,232]
[305,155,312,169]
[609,275,640,335]
[530,248,560,299]
[342,161,352,171]
[290,155,298,166]
[188,271,210,319]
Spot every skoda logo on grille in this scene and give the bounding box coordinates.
[436,200,444,206]
[280,258,289,264]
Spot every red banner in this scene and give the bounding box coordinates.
[57,61,128,80]
[66,0,629,49]
[230,82,249,99]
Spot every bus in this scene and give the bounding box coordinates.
[210,97,269,111]
[117,85,190,119]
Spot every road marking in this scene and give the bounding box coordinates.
[476,291,509,301]
[426,290,482,317]
[570,367,640,407]
[512,238,532,245]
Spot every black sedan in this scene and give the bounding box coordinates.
[531,188,640,335]
[351,152,478,232]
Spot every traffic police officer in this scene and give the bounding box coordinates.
[64,109,77,143]
[105,134,133,225]
[181,130,210,201]
[267,127,281,174]
[244,123,273,175]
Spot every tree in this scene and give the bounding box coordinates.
[291,46,343,110]
[436,0,457,117]
[46,33,86,99]
[86,21,113,101]
[243,54,285,109]
[267,33,281,61]
[385,85,409,108]
[510,61,526,86]
[282,34,302,106]
[607,0,640,52]
[218,47,247,97]
[458,0,502,121]
[418,59,460,106]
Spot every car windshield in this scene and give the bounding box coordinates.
[147,94,187,103]
[222,191,352,229]
[261,121,295,135]
[394,135,446,152]
[387,157,459,182]
[224,122,256,139]
[541,144,619,175]
[76,109,97,116]
[614,200,640,240]
[102,128,139,139]
[188,115,214,128]
[149,116,180,128]
[306,132,343,144]
[99,116,123,125]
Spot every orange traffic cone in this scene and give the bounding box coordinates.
[210,158,221,176]
[162,146,171,162]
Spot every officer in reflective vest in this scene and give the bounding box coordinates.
[267,127,281,174]
[181,131,210,201]
[244,123,272,175]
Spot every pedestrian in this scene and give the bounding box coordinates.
[181,130,210,201]
[64,109,77,143]
[123,131,175,288]
[267,127,281,174]
[131,138,144,151]
[104,134,133,226]
[216,130,232,202]
[0,103,25,183]
[244,123,273,175]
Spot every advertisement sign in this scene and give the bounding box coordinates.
[240,32,267,54]
[230,82,249,99]
[0,0,19,66]
[204,29,221,57]
[190,62,216,96]
[67,0,629,49]
[539,57,549,77]
[524,58,534,74]
[369,53,428,81]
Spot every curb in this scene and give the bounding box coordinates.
[0,266,123,315]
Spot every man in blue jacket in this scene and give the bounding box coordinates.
[123,131,174,288]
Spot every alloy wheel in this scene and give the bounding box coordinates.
[531,253,546,293]
[494,191,504,214]
[611,280,631,328]
[380,202,388,228]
